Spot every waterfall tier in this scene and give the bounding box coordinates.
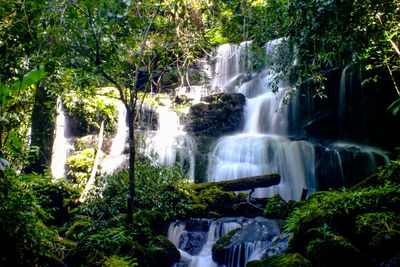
[168,217,287,267]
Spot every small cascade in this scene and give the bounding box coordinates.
[145,105,196,179]
[168,217,286,267]
[212,42,250,93]
[101,102,129,174]
[51,97,71,180]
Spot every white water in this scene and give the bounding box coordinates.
[101,102,129,174]
[168,217,275,267]
[145,105,196,179]
[207,40,317,201]
[51,97,70,180]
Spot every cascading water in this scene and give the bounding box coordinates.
[204,39,390,200]
[168,217,286,267]
[207,40,317,201]
[51,97,70,180]
[101,102,129,174]
[145,103,196,179]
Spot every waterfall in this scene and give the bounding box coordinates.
[101,102,129,174]
[168,217,286,267]
[51,97,70,180]
[145,105,196,179]
[207,39,317,201]
[204,39,390,200]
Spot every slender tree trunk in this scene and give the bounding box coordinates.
[126,106,136,224]
[79,121,104,202]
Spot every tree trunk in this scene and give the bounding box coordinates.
[24,83,55,174]
[191,174,281,192]
[79,121,104,202]
[126,106,136,224]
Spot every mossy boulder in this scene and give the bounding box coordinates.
[149,235,181,266]
[133,210,165,235]
[65,215,94,240]
[196,186,238,215]
[305,236,366,267]
[212,228,241,264]
[186,93,245,137]
[186,203,209,218]
[246,253,312,267]
[131,236,180,267]
[264,194,288,219]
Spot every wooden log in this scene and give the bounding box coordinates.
[191,173,280,192]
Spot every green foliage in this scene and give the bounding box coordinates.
[82,160,193,220]
[0,169,67,266]
[246,253,312,267]
[103,255,138,267]
[66,148,97,191]
[264,194,289,219]
[63,89,118,136]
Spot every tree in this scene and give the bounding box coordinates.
[54,0,209,222]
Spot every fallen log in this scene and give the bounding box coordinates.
[191,173,280,192]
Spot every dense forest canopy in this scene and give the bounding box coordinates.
[0,0,400,266]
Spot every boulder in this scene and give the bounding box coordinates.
[186,93,245,137]
[305,235,366,267]
[263,194,288,219]
[212,217,282,265]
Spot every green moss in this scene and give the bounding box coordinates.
[212,227,241,264]
[102,255,137,267]
[246,253,312,267]
[133,210,165,235]
[306,236,365,267]
[65,215,94,240]
[187,203,208,218]
[263,194,288,219]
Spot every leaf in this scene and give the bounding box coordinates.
[387,98,400,115]
[11,66,46,93]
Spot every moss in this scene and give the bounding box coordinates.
[306,236,366,267]
[102,255,137,267]
[65,215,94,240]
[263,194,288,219]
[212,227,241,264]
[150,235,181,266]
[187,203,209,218]
[246,253,312,267]
[132,210,165,235]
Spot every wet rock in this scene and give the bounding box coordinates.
[186,93,245,137]
[212,217,282,265]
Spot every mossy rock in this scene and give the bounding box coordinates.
[246,253,312,267]
[305,236,366,267]
[287,209,329,253]
[187,203,209,218]
[133,210,165,235]
[196,186,238,215]
[264,194,288,219]
[370,230,400,261]
[65,215,94,240]
[212,227,241,264]
[150,235,181,266]
[132,236,180,267]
